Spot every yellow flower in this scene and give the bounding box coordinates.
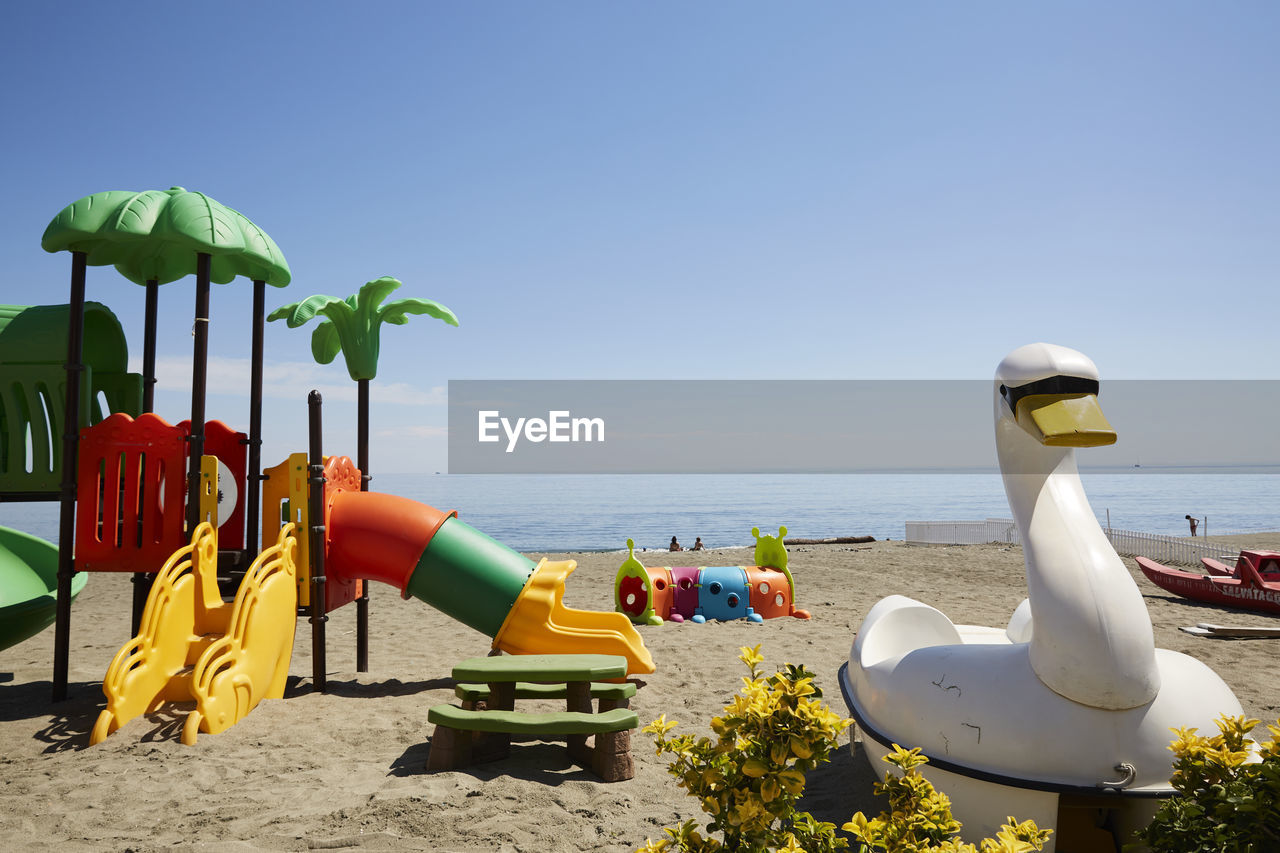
[1166,725,1202,754]
[843,812,870,837]
[643,714,679,738]
[1215,715,1259,738]
[738,644,764,672]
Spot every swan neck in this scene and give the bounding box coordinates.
[998,425,1160,709]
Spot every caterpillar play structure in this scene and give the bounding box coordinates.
[614,526,810,624]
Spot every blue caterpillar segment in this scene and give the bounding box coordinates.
[695,567,751,622]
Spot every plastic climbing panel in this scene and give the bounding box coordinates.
[75,413,187,573]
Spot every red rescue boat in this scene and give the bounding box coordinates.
[1136,549,1280,616]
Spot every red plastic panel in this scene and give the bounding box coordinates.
[75,413,187,572]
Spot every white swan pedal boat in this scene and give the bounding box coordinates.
[839,343,1245,850]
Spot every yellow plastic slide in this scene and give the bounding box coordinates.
[90,522,298,746]
[493,558,655,674]
[182,525,298,744]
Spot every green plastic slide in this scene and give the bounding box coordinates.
[0,526,87,652]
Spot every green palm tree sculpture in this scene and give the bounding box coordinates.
[269,276,457,671]
[268,273,458,484]
[268,275,457,382]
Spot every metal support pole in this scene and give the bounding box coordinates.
[133,278,160,631]
[52,251,87,702]
[186,254,211,535]
[245,279,266,553]
[356,377,370,672]
[307,391,328,693]
[142,279,158,413]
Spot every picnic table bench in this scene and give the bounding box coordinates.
[453,679,636,709]
[427,653,640,782]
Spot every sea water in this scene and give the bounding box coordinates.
[6,471,1276,553]
[381,471,1280,551]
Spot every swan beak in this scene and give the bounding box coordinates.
[1016,393,1117,447]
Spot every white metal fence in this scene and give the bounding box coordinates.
[904,518,1233,566]
[1101,528,1235,567]
[904,519,1020,546]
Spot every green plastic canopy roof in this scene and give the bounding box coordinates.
[0,302,130,370]
[40,187,290,287]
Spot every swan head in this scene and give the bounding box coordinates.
[994,343,1116,472]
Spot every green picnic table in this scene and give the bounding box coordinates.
[427,653,640,782]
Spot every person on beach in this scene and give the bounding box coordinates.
[669,536,683,551]
[1186,514,1199,536]
[691,537,704,551]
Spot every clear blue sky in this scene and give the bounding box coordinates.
[1,3,1276,472]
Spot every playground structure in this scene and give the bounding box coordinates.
[0,187,295,704]
[80,401,650,745]
[0,186,652,745]
[614,526,810,624]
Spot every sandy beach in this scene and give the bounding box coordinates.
[2,535,1277,852]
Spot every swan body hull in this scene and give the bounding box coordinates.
[842,595,1243,848]
[844,595,1242,791]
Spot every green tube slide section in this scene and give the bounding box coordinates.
[404,516,536,638]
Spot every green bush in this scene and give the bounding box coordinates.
[637,645,853,852]
[846,745,1050,853]
[636,646,1051,853]
[1132,715,1280,852]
